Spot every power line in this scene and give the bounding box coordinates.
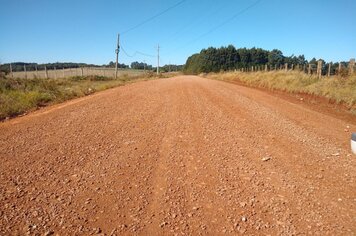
[121,0,187,35]
[121,44,155,58]
[161,2,227,46]
[165,0,263,57]
[121,46,135,57]
[193,0,263,42]
[135,51,155,58]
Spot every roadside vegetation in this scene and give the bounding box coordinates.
[204,71,356,109]
[0,73,163,120]
[183,45,350,74]
[184,45,356,113]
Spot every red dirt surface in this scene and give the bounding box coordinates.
[1,76,355,235]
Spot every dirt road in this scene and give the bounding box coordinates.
[1,76,355,235]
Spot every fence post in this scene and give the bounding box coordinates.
[45,66,48,79]
[10,63,13,78]
[328,62,332,77]
[349,58,355,75]
[24,65,27,79]
[317,60,322,79]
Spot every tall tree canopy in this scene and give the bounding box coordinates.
[184,45,308,74]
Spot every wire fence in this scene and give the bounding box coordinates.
[8,67,146,79]
[236,59,356,78]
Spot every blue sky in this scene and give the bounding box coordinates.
[0,0,355,66]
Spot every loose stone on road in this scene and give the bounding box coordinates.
[0,76,355,235]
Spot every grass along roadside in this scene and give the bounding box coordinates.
[204,71,356,112]
[0,73,165,121]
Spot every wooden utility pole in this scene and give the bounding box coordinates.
[157,44,160,75]
[115,33,120,79]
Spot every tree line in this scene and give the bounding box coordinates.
[0,61,184,74]
[184,45,351,74]
[0,62,130,73]
[130,61,184,72]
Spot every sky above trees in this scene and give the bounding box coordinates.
[0,0,355,66]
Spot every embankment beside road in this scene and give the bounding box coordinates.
[204,71,356,115]
[0,73,175,121]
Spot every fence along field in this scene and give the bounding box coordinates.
[236,58,355,79]
[8,67,145,79]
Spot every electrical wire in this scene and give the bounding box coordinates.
[121,0,187,35]
[121,44,155,58]
[165,0,263,58]
[161,2,227,46]
[192,0,263,43]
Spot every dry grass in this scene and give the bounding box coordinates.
[0,73,163,120]
[205,71,356,108]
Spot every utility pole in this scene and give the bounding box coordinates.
[157,44,160,75]
[115,33,120,79]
